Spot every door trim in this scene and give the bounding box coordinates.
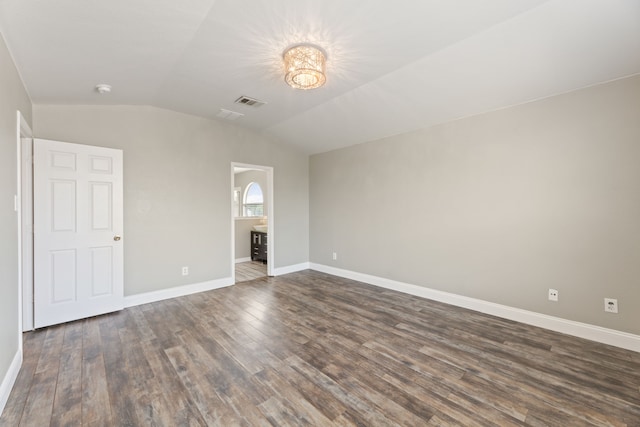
[17,111,33,335]
[231,162,274,283]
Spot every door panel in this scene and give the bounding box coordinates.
[50,249,76,302]
[34,138,124,328]
[90,246,113,296]
[51,180,76,231]
[90,182,112,230]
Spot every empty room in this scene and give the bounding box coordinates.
[1,0,639,425]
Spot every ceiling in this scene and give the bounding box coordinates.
[1,0,639,154]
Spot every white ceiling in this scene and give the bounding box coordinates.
[1,0,639,154]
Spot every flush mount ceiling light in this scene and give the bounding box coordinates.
[283,44,326,90]
[95,84,112,94]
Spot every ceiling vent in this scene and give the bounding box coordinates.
[234,95,266,108]
[216,109,244,121]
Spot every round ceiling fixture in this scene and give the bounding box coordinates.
[95,84,112,94]
[283,44,326,90]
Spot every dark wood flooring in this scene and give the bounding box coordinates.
[2,270,639,426]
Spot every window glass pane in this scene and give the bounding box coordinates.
[244,204,263,217]
[245,183,263,204]
[243,182,264,217]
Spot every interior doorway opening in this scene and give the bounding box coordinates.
[231,163,274,283]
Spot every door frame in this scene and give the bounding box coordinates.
[17,111,33,334]
[230,162,274,282]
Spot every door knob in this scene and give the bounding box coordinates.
[114,235,121,241]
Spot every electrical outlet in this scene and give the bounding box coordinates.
[604,298,618,313]
[548,288,558,302]
[332,252,337,261]
[182,266,189,276]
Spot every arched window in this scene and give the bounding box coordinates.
[243,182,264,217]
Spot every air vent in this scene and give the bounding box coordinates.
[216,109,244,121]
[234,95,266,108]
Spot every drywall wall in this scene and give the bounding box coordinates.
[0,32,31,406]
[34,105,309,296]
[310,74,640,335]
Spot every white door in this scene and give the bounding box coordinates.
[34,138,124,328]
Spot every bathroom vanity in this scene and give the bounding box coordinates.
[251,231,267,263]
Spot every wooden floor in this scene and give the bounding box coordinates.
[236,261,267,283]
[2,271,640,426]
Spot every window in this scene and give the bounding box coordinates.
[243,182,264,217]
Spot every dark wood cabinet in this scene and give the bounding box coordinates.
[251,231,267,263]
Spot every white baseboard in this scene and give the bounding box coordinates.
[124,261,310,309]
[309,263,640,353]
[235,257,251,264]
[272,262,310,276]
[124,277,234,308]
[0,348,22,416]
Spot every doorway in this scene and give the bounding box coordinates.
[231,163,274,283]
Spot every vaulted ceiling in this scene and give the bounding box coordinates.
[1,0,639,154]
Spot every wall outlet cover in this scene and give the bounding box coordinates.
[604,298,618,313]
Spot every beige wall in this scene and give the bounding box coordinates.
[310,74,640,335]
[34,105,309,296]
[0,32,32,397]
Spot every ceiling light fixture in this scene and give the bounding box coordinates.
[95,84,112,94]
[283,44,326,90]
